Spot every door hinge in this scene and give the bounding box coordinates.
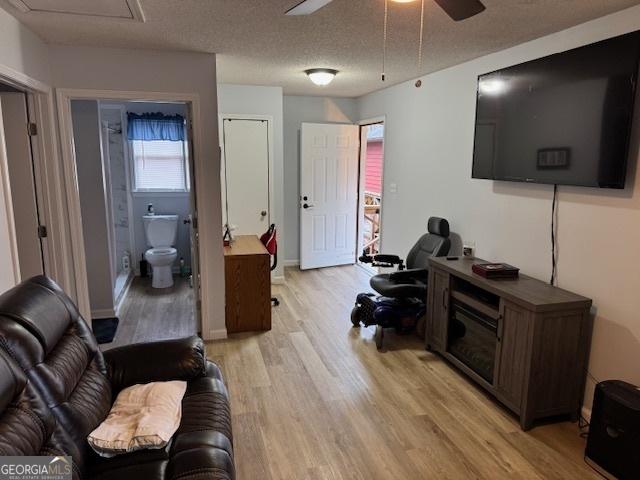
[37,225,47,238]
[28,123,38,136]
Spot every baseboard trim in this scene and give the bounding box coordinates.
[271,275,285,285]
[91,308,116,319]
[283,259,299,267]
[207,328,228,340]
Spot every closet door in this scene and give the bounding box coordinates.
[221,118,270,236]
[0,92,44,281]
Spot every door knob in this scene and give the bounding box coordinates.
[303,203,314,209]
[261,210,267,217]
[183,218,191,225]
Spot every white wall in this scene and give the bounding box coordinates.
[0,7,50,85]
[356,5,640,412]
[71,100,114,317]
[49,46,225,339]
[283,96,358,264]
[0,101,18,292]
[217,84,285,279]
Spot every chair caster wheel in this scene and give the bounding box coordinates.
[350,306,361,327]
[375,325,384,350]
[272,297,280,306]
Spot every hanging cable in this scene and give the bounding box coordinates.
[415,0,426,87]
[550,184,558,285]
[382,0,388,82]
[417,0,425,75]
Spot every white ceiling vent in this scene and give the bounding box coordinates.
[6,0,145,21]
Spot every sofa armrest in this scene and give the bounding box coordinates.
[389,268,428,282]
[104,336,207,394]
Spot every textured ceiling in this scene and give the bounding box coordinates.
[3,0,640,97]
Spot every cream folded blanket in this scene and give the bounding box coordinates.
[88,380,187,457]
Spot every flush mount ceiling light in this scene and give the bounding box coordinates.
[305,68,338,86]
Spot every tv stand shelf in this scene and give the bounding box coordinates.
[426,256,592,430]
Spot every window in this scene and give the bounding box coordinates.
[131,139,189,192]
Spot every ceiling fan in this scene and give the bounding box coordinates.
[286,0,486,21]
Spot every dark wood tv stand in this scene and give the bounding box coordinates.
[426,256,592,430]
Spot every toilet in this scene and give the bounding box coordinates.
[143,214,178,288]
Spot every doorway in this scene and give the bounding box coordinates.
[220,115,273,238]
[299,122,360,270]
[357,122,385,273]
[0,83,47,282]
[67,98,200,348]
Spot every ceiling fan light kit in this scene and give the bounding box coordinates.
[305,68,339,86]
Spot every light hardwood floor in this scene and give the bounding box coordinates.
[103,276,196,350]
[206,266,597,480]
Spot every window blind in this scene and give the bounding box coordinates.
[132,140,188,191]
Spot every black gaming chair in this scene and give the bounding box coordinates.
[352,217,451,348]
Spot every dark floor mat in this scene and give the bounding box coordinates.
[92,317,119,344]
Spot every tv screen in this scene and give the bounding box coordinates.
[472,31,640,189]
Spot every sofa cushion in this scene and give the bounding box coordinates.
[89,381,187,457]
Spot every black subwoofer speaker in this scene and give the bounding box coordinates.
[585,380,640,479]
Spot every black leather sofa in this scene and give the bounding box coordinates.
[0,276,234,480]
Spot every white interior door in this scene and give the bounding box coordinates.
[222,118,270,235]
[0,92,44,281]
[300,123,359,270]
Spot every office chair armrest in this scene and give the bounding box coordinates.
[373,254,403,265]
[389,268,428,282]
[359,252,403,265]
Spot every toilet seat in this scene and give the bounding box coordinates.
[146,247,177,257]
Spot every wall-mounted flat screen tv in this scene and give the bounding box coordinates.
[472,31,640,189]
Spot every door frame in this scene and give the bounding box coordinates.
[0,65,72,296]
[218,113,275,236]
[298,122,361,270]
[56,88,213,337]
[357,116,386,267]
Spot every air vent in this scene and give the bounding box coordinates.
[6,0,145,21]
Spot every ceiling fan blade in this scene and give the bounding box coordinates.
[285,0,334,16]
[433,0,486,21]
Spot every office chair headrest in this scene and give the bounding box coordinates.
[427,217,450,237]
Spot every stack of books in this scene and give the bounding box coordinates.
[472,263,519,279]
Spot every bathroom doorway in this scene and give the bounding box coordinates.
[68,98,199,348]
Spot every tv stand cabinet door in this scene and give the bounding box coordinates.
[495,300,533,420]
[426,268,449,352]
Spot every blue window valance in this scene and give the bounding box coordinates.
[127,112,185,141]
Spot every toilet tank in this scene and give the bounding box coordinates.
[143,215,178,247]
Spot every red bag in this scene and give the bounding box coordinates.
[260,224,277,256]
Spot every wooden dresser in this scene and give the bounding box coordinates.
[224,235,271,333]
[426,256,592,430]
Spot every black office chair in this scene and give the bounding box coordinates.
[352,217,451,349]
